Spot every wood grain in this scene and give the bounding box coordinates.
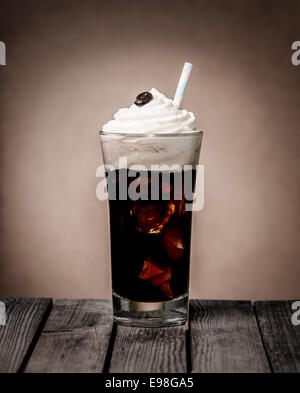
[0,298,52,373]
[109,324,187,373]
[2,298,298,373]
[25,299,113,373]
[255,301,300,373]
[190,300,270,373]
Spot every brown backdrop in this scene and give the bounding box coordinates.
[0,0,300,299]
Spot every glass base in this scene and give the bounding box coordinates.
[112,292,188,327]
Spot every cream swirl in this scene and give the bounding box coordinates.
[102,88,196,134]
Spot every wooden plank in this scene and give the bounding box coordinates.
[254,301,300,373]
[0,298,52,373]
[109,325,187,373]
[190,300,270,373]
[25,299,113,373]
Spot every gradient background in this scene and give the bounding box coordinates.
[0,0,299,300]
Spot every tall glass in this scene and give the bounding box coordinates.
[100,131,203,327]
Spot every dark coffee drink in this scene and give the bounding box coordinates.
[100,86,203,326]
[108,169,196,302]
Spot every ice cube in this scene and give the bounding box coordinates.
[139,257,173,298]
[173,198,185,216]
[132,201,175,234]
[164,225,184,261]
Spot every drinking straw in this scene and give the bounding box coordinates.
[173,62,193,109]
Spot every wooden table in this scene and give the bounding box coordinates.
[0,298,299,373]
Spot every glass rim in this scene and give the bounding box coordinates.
[99,130,203,138]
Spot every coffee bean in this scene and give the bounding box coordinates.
[134,92,153,106]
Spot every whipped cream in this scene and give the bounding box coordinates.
[102,88,196,134]
[100,88,201,169]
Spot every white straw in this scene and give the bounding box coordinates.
[173,62,193,109]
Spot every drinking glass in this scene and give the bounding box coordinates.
[100,130,203,327]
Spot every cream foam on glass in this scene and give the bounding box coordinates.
[101,64,201,169]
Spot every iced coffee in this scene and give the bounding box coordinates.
[100,85,202,326]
